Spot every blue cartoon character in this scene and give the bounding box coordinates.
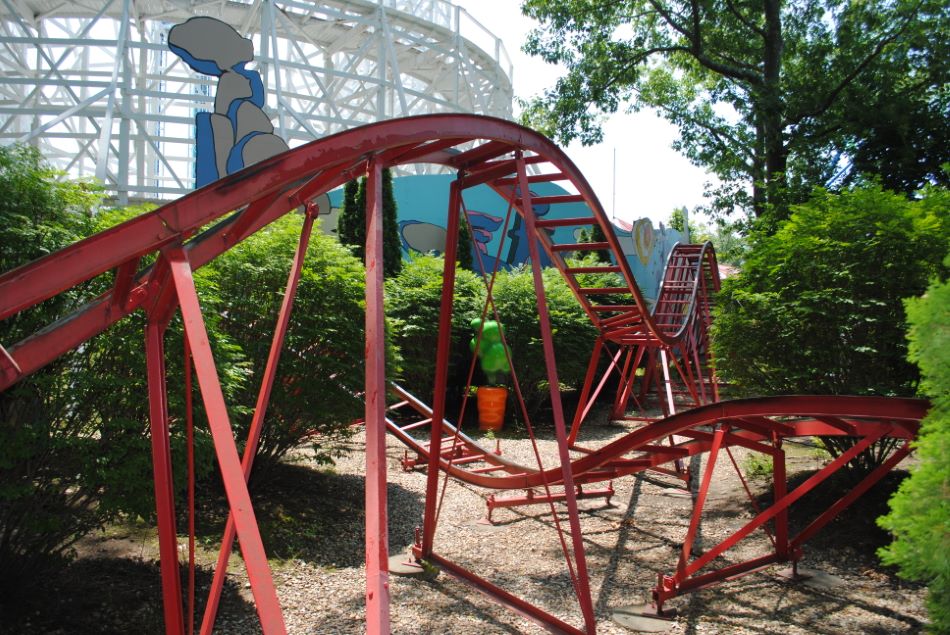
[169,17,289,187]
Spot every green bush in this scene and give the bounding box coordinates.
[55,205,250,521]
[0,145,103,594]
[713,183,947,398]
[712,183,947,474]
[337,168,401,278]
[878,262,950,633]
[385,254,485,404]
[492,264,599,417]
[206,214,371,474]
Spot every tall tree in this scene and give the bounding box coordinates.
[337,168,402,277]
[521,0,949,225]
[381,168,402,278]
[338,178,364,261]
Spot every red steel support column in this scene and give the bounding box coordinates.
[773,442,789,561]
[363,158,390,634]
[166,247,286,634]
[516,152,596,632]
[145,318,186,635]
[420,180,461,557]
[200,206,317,635]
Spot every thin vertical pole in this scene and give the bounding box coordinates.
[363,158,390,635]
[166,247,286,634]
[567,336,604,445]
[420,180,461,556]
[199,206,316,634]
[659,349,676,415]
[145,318,186,635]
[185,339,196,635]
[773,442,789,561]
[516,152,596,632]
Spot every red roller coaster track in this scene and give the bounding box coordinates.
[0,114,928,634]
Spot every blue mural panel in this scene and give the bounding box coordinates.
[325,174,686,301]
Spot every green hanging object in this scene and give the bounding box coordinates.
[470,318,511,385]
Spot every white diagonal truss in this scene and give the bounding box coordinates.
[0,0,513,202]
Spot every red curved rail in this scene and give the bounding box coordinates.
[0,114,928,635]
[0,114,701,393]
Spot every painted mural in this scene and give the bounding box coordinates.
[324,174,686,302]
[169,17,289,188]
[166,16,684,303]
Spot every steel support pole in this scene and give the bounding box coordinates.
[145,318,186,635]
[682,429,885,579]
[363,158,390,635]
[200,206,316,635]
[773,442,789,561]
[567,336,604,445]
[420,180,461,557]
[166,247,286,634]
[515,152,596,632]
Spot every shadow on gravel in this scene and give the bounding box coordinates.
[195,460,424,568]
[0,557,256,635]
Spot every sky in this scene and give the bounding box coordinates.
[452,1,713,227]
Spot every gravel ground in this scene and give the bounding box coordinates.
[219,415,929,634]
[7,414,927,634]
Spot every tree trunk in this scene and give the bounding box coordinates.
[761,0,788,223]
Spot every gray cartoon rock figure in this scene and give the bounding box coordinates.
[168,17,289,188]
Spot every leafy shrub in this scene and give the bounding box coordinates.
[0,145,103,594]
[714,183,947,397]
[878,263,950,633]
[58,205,249,521]
[385,254,485,404]
[205,214,371,475]
[491,264,599,417]
[337,168,401,277]
[712,183,947,473]
[743,452,774,481]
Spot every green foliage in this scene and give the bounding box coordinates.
[338,179,364,260]
[206,214,370,474]
[521,0,949,223]
[878,264,950,633]
[0,145,103,594]
[457,212,474,271]
[714,183,947,397]
[385,254,485,403]
[589,222,611,263]
[337,169,401,277]
[381,168,402,278]
[668,207,700,238]
[743,452,774,481]
[491,265,600,416]
[693,220,749,267]
[713,183,947,474]
[73,205,248,519]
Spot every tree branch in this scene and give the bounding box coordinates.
[647,0,693,40]
[787,8,920,127]
[683,0,763,84]
[725,0,766,38]
[649,96,757,164]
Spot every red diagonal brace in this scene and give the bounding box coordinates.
[200,206,317,634]
[166,246,286,634]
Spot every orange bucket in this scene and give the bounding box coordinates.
[476,386,507,431]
